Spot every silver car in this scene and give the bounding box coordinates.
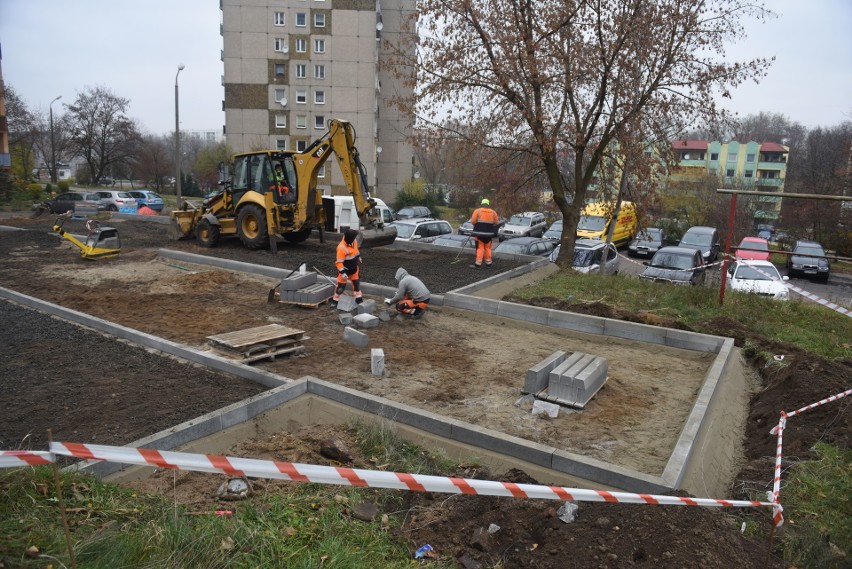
[94,190,137,212]
[549,238,620,274]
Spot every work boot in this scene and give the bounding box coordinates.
[355,297,364,304]
[485,263,493,268]
[330,299,338,309]
[470,264,481,269]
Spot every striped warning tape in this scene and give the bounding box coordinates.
[768,388,852,527]
[0,450,54,468]
[48,441,775,512]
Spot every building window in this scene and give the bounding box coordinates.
[314,90,325,104]
[744,170,753,178]
[314,64,325,79]
[727,152,737,162]
[296,38,307,53]
[296,115,307,129]
[314,38,325,53]
[274,63,286,77]
[709,168,717,176]
[746,153,756,162]
[274,38,287,52]
[315,115,325,129]
[274,88,287,103]
[275,114,287,128]
[318,164,326,178]
[295,63,306,78]
[277,139,287,150]
[296,89,307,104]
[314,13,325,27]
[726,169,735,177]
[297,140,307,151]
[274,12,285,26]
[296,12,307,27]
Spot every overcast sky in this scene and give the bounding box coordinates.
[1,0,850,135]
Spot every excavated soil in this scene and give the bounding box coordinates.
[1,213,848,568]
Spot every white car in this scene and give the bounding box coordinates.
[727,260,789,300]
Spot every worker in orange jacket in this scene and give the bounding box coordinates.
[333,229,363,306]
[468,198,500,268]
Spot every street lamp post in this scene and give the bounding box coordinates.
[49,95,62,184]
[174,63,185,209]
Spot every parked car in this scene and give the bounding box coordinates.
[678,226,720,263]
[640,246,706,286]
[458,216,506,237]
[93,190,137,212]
[128,190,165,212]
[38,191,105,215]
[497,212,547,240]
[549,238,619,274]
[543,219,563,241]
[389,218,453,243]
[395,206,432,220]
[786,240,830,280]
[432,234,476,249]
[727,260,789,300]
[493,236,556,257]
[627,227,666,258]
[576,201,638,247]
[735,237,770,261]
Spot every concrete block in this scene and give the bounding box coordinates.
[497,301,550,325]
[665,329,723,352]
[304,283,334,304]
[378,311,392,322]
[336,295,358,312]
[355,299,377,315]
[546,310,606,335]
[343,326,368,348]
[532,399,560,418]
[603,319,667,345]
[371,348,385,376]
[338,313,354,326]
[280,272,317,291]
[523,351,566,394]
[548,352,585,384]
[353,313,379,329]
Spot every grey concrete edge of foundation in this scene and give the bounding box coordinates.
[66,380,311,478]
[111,212,171,224]
[0,286,289,390]
[159,248,290,279]
[661,338,736,487]
[550,450,671,494]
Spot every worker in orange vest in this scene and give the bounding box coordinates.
[468,198,500,268]
[333,229,363,306]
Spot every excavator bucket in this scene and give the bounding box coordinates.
[358,225,397,248]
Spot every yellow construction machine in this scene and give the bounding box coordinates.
[52,213,121,260]
[170,119,396,252]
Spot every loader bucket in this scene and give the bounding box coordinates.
[358,225,397,248]
[170,210,198,240]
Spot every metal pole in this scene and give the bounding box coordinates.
[719,192,737,306]
[175,63,185,209]
[49,95,62,184]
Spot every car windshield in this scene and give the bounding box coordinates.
[497,241,530,254]
[795,245,824,257]
[739,240,768,251]
[435,238,463,248]
[735,265,780,281]
[508,215,531,226]
[577,215,607,231]
[548,221,562,231]
[392,224,415,238]
[680,232,713,246]
[637,228,661,241]
[148,192,163,199]
[650,252,695,270]
[573,248,598,267]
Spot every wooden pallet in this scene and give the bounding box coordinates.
[278,296,333,309]
[207,324,308,363]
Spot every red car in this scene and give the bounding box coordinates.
[735,237,770,261]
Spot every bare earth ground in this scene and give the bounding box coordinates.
[1,213,849,568]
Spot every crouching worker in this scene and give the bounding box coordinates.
[384,267,430,317]
[333,229,363,307]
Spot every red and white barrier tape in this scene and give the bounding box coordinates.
[0,450,54,468]
[48,441,774,512]
[768,388,851,527]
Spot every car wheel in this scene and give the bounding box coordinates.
[195,219,220,248]
[108,205,118,212]
[236,203,269,249]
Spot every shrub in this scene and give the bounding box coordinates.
[27,183,43,201]
[57,180,71,192]
[45,183,53,194]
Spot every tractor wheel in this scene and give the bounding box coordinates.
[283,227,312,243]
[195,218,220,248]
[236,204,269,249]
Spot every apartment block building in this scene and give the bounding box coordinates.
[220,0,415,203]
[670,140,789,224]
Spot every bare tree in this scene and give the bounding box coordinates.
[388,0,773,267]
[4,84,39,183]
[134,134,173,191]
[65,86,141,185]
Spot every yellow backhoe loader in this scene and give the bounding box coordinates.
[170,119,396,252]
[52,213,121,260]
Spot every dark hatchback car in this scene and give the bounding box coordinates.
[678,226,721,263]
[640,246,706,286]
[628,227,667,258]
[786,240,830,280]
[395,206,432,220]
[39,191,105,215]
[492,236,556,257]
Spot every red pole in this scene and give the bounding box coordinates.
[719,192,737,305]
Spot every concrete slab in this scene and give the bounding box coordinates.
[353,313,379,329]
[546,310,606,335]
[356,299,377,315]
[336,295,358,312]
[343,326,368,348]
[280,272,317,291]
[371,348,385,376]
[524,351,566,394]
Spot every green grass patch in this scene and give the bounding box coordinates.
[513,271,852,359]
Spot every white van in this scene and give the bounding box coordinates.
[322,195,396,233]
